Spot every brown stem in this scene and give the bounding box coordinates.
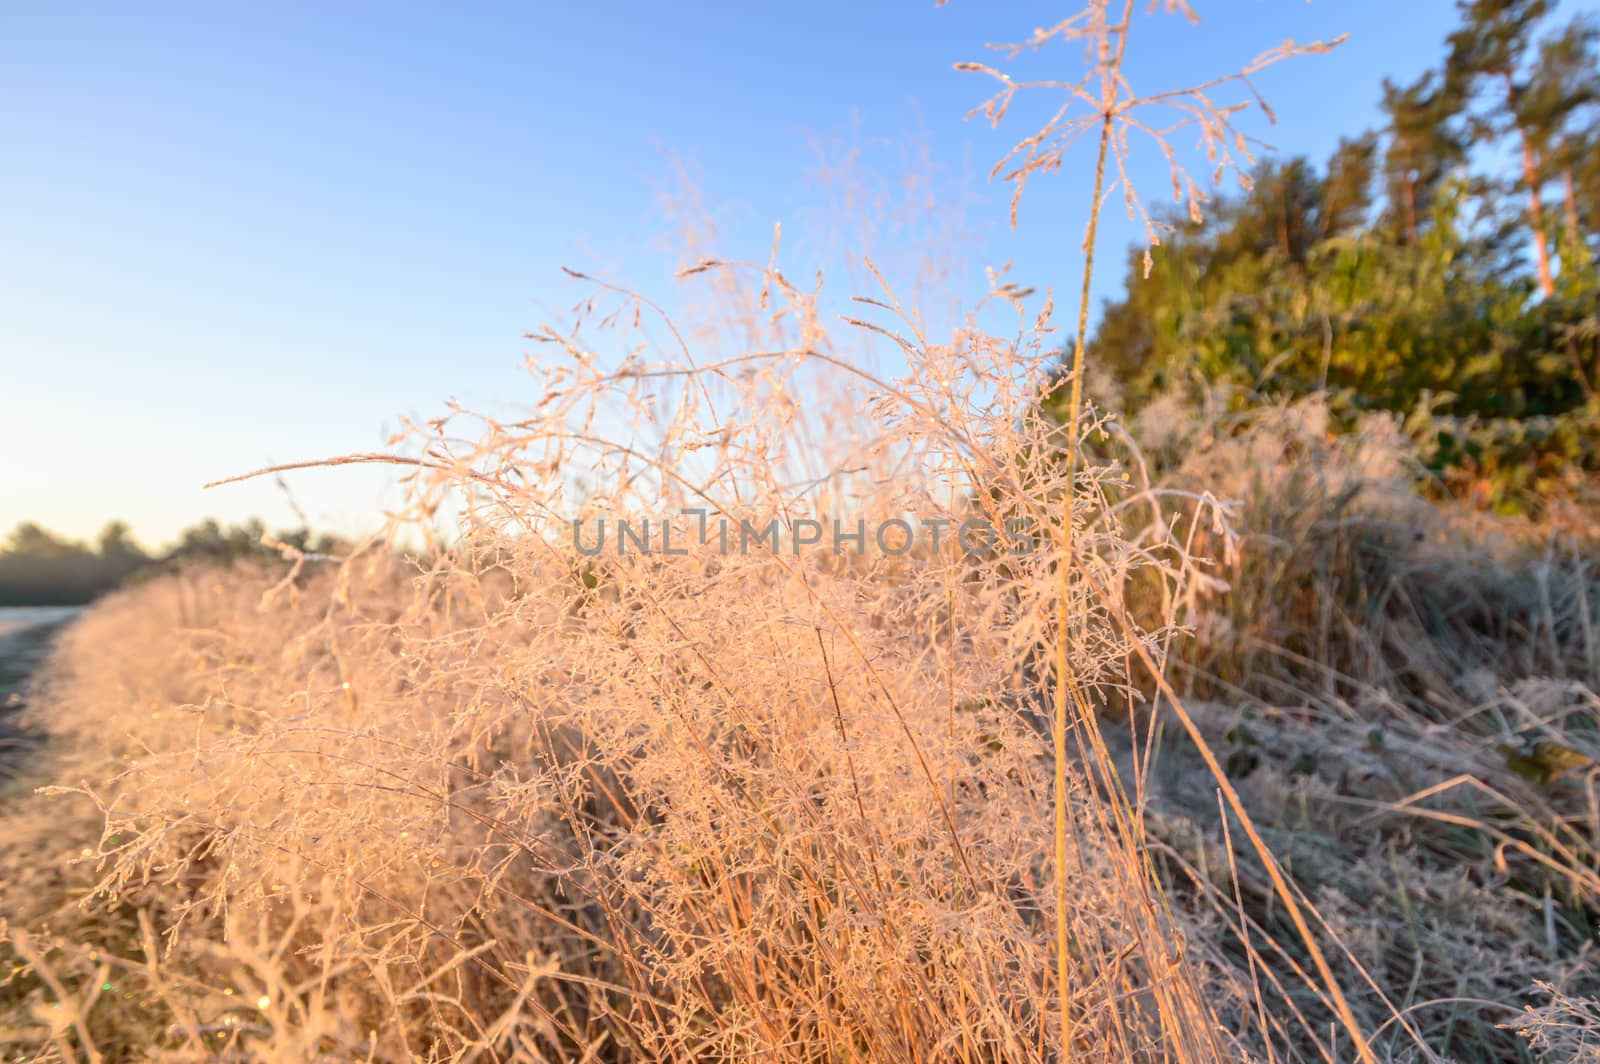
[1053,107,1111,1057]
[1562,165,1582,250]
[1507,71,1555,296]
[1403,175,1418,245]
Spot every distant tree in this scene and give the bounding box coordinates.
[1379,73,1467,247]
[0,523,99,605]
[1218,157,1324,269]
[1446,0,1558,294]
[1320,133,1379,239]
[1574,123,1600,256]
[96,521,147,568]
[0,515,340,605]
[1521,15,1600,259]
[5,522,71,559]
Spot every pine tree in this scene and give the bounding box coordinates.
[1572,124,1600,251]
[1446,0,1557,294]
[1522,15,1600,260]
[1379,74,1466,246]
[1321,133,1378,239]
[1216,157,1324,268]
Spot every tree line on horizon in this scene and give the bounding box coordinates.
[1078,0,1600,510]
[0,519,343,607]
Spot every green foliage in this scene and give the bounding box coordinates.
[1080,0,1600,513]
[1409,403,1600,510]
[1097,184,1594,413]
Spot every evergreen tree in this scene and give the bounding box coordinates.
[1072,0,1600,513]
[1320,133,1378,239]
[1446,0,1557,294]
[1379,73,1467,246]
[1521,15,1600,261]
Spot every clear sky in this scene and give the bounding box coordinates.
[2,1,1569,547]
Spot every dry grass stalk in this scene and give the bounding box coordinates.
[947,3,1364,1058]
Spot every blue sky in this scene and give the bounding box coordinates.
[1,1,1565,546]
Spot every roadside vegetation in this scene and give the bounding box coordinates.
[3,1,1599,1060]
[0,520,344,607]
